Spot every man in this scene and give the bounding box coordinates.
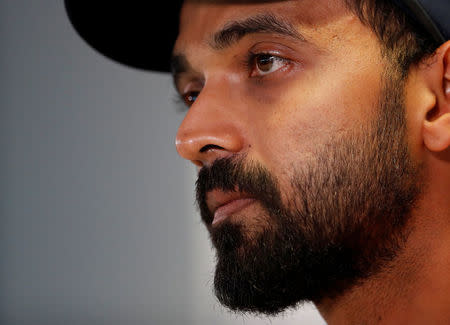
[66,0,450,323]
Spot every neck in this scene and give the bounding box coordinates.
[316,168,450,324]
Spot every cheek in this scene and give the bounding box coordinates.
[248,72,382,176]
[248,98,328,178]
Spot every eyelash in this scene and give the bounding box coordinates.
[244,51,290,77]
[175,51,291,111]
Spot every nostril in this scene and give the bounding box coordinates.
[199,144,225,153]
[192,160,203,167]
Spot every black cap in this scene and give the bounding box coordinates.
[65,1,183,72]
[65,0,450,72]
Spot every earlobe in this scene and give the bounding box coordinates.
[423,115,450,152]
[422,42,450,153]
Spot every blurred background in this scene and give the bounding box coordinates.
[0,1,324,324]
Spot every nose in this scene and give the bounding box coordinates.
[175,84,245,167]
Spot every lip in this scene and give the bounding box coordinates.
[207,190,256,226]
[213,198,256,225]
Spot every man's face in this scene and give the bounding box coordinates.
[173,0,422,315]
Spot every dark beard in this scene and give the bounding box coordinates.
[195,73,423,315]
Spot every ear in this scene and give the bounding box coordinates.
[422,41,450,152]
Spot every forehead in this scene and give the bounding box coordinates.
[174,0,354,52]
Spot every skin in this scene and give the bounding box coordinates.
[173,0,450,323]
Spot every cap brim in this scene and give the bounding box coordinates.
[65,1,183,72]
[65,0,449,73]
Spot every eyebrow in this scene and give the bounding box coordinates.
[210,12,306,50]
[171,12,307,89]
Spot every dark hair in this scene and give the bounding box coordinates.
[345,0,440,78]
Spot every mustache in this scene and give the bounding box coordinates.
[195,155,281,225]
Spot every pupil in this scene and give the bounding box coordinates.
[257,55,274,72]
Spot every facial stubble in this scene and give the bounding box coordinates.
[195,72,423,315]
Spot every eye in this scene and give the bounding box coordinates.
[181,91,200,107]
[250,53,289,77]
